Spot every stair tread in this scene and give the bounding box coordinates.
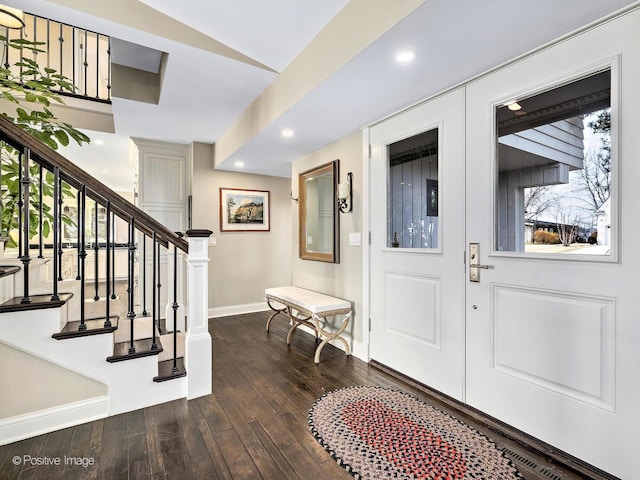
[107,338,163,363]
[52,317,119,339]
[0,293,73,313]
[0,266,20,278]
[153,358,186,382]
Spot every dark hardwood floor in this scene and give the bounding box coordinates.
[0,311,609,479]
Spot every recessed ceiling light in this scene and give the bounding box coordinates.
[234,161,245,168]
[395,50,416,64]
[507,102,522,111]
[94,139,105,146]
[281,128,294,138]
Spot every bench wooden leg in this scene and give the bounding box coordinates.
[286,309,315,344]
[312,312,352,364]
[265,298,287,332]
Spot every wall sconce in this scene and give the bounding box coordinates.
[0,5,25,29]
[337,172,352,213]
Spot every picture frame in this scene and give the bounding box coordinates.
[426,179,438,217]
[220,188,270,232]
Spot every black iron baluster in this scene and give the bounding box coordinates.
[171,236,181,374]
[70,25,75,90]
[104,201,112,328]
[78,185,87,331]
[95,32,99,98]
[83,29,88,96]
[51,167,60,301]
[38,165,43,258]
[46,18,50,71]
[93,199,99,301]
[3,26,9,68]
[17,144,23,257]
[156,240,162,334]
[75,190,81,279]
[59,22,63,80]
[20,147,31,304]
[151,232,158,350]
[106,36,111,100]
[57,179,63,281]
[31,15,37,80]
[110,211,116,299]
[142,234,148,316]
[18,20,23,81]
[127,219,136,354]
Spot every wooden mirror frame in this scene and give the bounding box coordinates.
[298,160,340,263]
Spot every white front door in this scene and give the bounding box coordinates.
[368,9,640,479]
[464,11,640,479]
[369,88,466,400]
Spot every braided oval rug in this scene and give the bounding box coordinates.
[308,386,524,480]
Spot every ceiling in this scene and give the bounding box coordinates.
[4,0,639,190]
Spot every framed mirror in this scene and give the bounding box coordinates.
[299,160,340,263]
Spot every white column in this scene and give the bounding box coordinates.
[185,229,212,399]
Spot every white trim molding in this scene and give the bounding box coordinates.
[0,396,108,446]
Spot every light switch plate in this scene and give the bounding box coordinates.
[349,232,361,246]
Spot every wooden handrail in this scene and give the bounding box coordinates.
[0,114,188,252]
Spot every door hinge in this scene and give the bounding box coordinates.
[368,319,372,332]
[463,250,466,265]
[368,231,372,245]
[368,144,372,159]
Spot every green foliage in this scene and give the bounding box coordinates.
[0,35,90,149]
[1,35,90,247]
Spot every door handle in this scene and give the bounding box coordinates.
[469,243,491,282]
[470,264,490,270]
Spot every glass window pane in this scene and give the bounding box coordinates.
[388,128,439,249]
[495,69,612,256]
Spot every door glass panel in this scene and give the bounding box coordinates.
[388,128,439,249]
[495,69,612,255]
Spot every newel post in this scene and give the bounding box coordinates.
[185,229,212,399]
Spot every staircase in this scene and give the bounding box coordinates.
[0,115,212,445]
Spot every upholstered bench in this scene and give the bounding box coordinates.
[264,286,352,363]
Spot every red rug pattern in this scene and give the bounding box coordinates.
[308,386,523,479]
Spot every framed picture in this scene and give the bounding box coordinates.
[426,179,438,217]
[220,188,270,232]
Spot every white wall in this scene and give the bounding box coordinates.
[0,342,107,419]
[291,131,365,357]
[191,143,292,316]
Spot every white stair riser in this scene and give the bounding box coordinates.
[0,307,186,442]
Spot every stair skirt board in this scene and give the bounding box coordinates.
[0,396,108,446]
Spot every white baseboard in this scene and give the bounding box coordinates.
[0,396,109,446]
[209,301,268,318]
